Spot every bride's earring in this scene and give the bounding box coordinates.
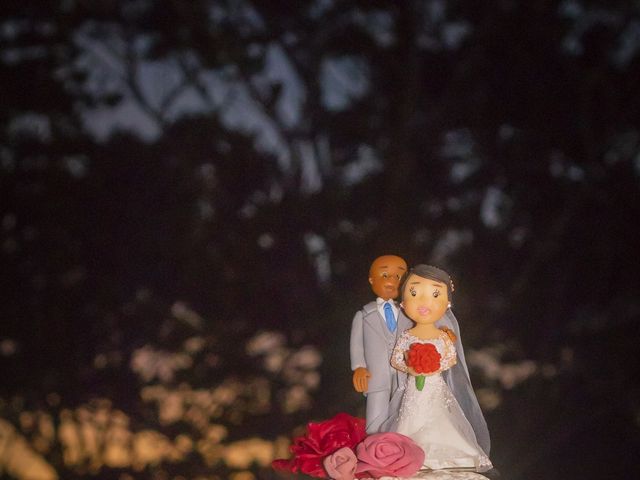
[447,302,452,309]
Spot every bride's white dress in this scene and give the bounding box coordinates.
[389,331,492,473]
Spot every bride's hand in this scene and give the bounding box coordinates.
[403,351,417,375]
[406,366,419,376]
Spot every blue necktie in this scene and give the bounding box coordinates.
[384,302,396,333]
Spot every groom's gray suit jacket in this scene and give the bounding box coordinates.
[350,300,412,433]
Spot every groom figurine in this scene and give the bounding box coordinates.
[350,254,411,433]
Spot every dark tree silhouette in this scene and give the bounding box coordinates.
[1,1,639,479]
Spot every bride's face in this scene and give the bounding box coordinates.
[401,274,449,325]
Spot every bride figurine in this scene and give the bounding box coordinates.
[387,264,493,473]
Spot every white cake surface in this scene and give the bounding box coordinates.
[375,471,489,480]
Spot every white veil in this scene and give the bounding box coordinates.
[436,309,491,455]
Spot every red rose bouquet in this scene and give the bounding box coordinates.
[406,343,441,391]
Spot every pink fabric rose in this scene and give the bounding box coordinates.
[355,432,425,478]
[322,446,357,480]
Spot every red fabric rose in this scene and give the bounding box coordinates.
[354,432,425,478]
[407,342,441,374]
[272,413,366,478]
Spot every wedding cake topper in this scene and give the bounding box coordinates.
[272,261,495,479]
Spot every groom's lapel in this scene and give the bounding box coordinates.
[363,303,388,341]
[398,309,413,331]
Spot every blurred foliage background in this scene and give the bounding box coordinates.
[1,1,639,479]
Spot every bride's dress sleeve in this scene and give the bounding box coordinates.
[440,335,458,371]
[391,332,410,373]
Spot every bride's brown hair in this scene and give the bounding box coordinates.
[399,264,454,301]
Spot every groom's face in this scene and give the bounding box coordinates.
[368,255,407,300]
